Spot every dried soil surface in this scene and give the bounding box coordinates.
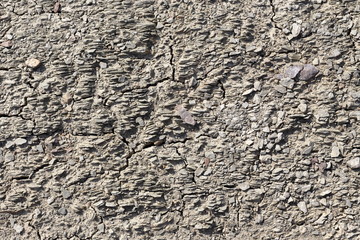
[0,0,359,239]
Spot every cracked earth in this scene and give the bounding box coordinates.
[0,0,360,239]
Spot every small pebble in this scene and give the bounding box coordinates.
[298,103,307,113]
[242,88,254,96]
[5,141,14,148]
[1,41,12,48]
[6,34,13,40]
[274,85,287,94]
[14,138,27,146]
[284,65,303,79]
[297,201,308,213]
[61,189,72,199]
[238,182,250,191]
[105,202,118,208]
[347,157,360,169]
[25,58,41,68]
[58,207,67,215]
[329,48,341,58]
[318,190,332,197]
[280,77,295,89]
[302,145,313,155]
[53,2,61,13]
[330,146,340,158]
[13,224,24,234]
[99,62,107,69]
[299,64,319,81]
[291,23,301,38]
[97,223,105,233]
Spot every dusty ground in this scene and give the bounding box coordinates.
[0,0,359,239]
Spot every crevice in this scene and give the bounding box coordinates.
[87,205,104,239]
[119,135,134,172]
[142,139,165,150]
[28,163,50,179]
[11,175,30,181]
[116,77,170,97]
[217,79,226,99]
[169,36,175,82]
[175,147,188,166]
[0,208,27,215]
[29,222,42,240]
[167,137,192,145]
[269,0,282,31]
[0,26,11,39]
[175,147,196,184]
[346,26,356,50]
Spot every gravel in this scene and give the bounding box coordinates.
[0,0,359,239]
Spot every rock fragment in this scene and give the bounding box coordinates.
[99,62,107,69]
[330,146,340,158]
[302,145,313,155]
[97,224,105,233]
[14,138,27,146]
[299,64,319,81]
[329,49,341,58]
[53,2,61,13]
[1,41,12,48]
[242,88,254,96]
[318,190,332,197]
[347,158,360,169]
[297,201,308,213]
[238,182,250,191]
[298,103,307,113]
[274,85,287,94]
[61,189,72,199]
[291,23,301,38]
[13,224,24,234]
[5,141,14,148]
[280,77,295,89]
[25,58,41,68]
[175,105,196,125]
[284,65,303,79]
[58,207,67,215]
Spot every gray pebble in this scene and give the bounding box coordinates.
[347,157,360,169]
[99,62,107,69]
[58,207,67,215]
[330,146,340,158]
[203,167,212,176]
[329,49,341,58]
[302,145,313,155]
[274,85,287,94]
[297,201,308,214]
[280,77,295,89]
[284,65,303,79]
[14,138,27,146]
[13,224,24,234]
[97,223,105,233]
[4,152,15,162]
[238,182,250,191]
[105,202,118,208]
[36,144,44,153]
[61,189,72,199]
[318,190,332,197]
[5,141,14,148]
[299,64,319,81]
[242,88,254,96]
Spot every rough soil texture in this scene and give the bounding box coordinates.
[0,0,359,239]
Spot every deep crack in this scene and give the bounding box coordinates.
[169,41,175,82]
[269,0,282,31]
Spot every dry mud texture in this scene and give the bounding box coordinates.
[0,0,359,239]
